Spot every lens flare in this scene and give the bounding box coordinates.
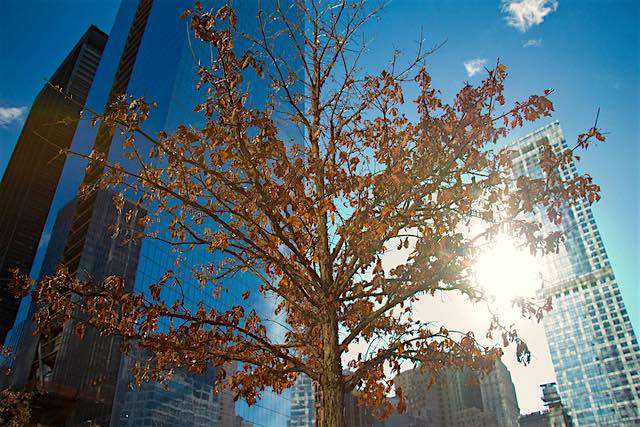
[473,233,542,307]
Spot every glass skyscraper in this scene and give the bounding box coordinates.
[0,25,107,345]
[7,0,299,425]
[9,190,146,425]
[510,121,640,426]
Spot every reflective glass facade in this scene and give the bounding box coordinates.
[9,190,145,425]
[510,122,640,426]
[8,0,299,425]
[111,351,236,426]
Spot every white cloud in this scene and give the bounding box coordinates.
[463,58,487,77]
[502,0,559,32]
[0,106,26,127]
[523,38,543,47]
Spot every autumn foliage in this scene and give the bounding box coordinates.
[11,1,605,426]
[0,389,31,426]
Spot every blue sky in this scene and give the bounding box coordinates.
[0,0,638,415]
[361,0,640,325]
[0,0,119,154]
[362,0,639,413]
[404,0,639,324]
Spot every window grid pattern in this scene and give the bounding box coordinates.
[510,122,640,426]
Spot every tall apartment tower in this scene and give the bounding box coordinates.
[509,122,640,426]
[394,360,519,426]
[8,1,302,426]
[0,26,107,344]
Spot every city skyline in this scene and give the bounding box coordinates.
[1,1,637,335]
[0,0,638,423]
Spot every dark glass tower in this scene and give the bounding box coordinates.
[0,26,108,343]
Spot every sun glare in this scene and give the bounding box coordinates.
[473,234,542,305]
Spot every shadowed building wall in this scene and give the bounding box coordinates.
[0,26,107,344]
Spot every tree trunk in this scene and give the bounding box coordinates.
[319,380,345,427]
[318,316,345,427]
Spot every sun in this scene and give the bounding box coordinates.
[473,233,542,305]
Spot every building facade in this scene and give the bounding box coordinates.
[440,368,485,426]
[393,367,444,425]
[518,383,572,427]
[342,392,429,427]
[10,190,146,425]
[111,353,236,427]
[0,25,107,344]
[509,122,640,426]
[541,383,573,427]
[289,374,316,427]
[480,361,520,427]
[394,360,519,427]
[518,411,550,427]
[291,373,429,427]
[7,0,300,425]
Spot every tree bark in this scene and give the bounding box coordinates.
[318,316,345,427]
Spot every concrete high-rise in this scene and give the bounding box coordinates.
[394,360,519,426]
[481,361,520,427]
[509,122,640,425]
[290,373,429,427]
[518,411,550,427]
[0,26,107,344]
[393,367,445,424]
